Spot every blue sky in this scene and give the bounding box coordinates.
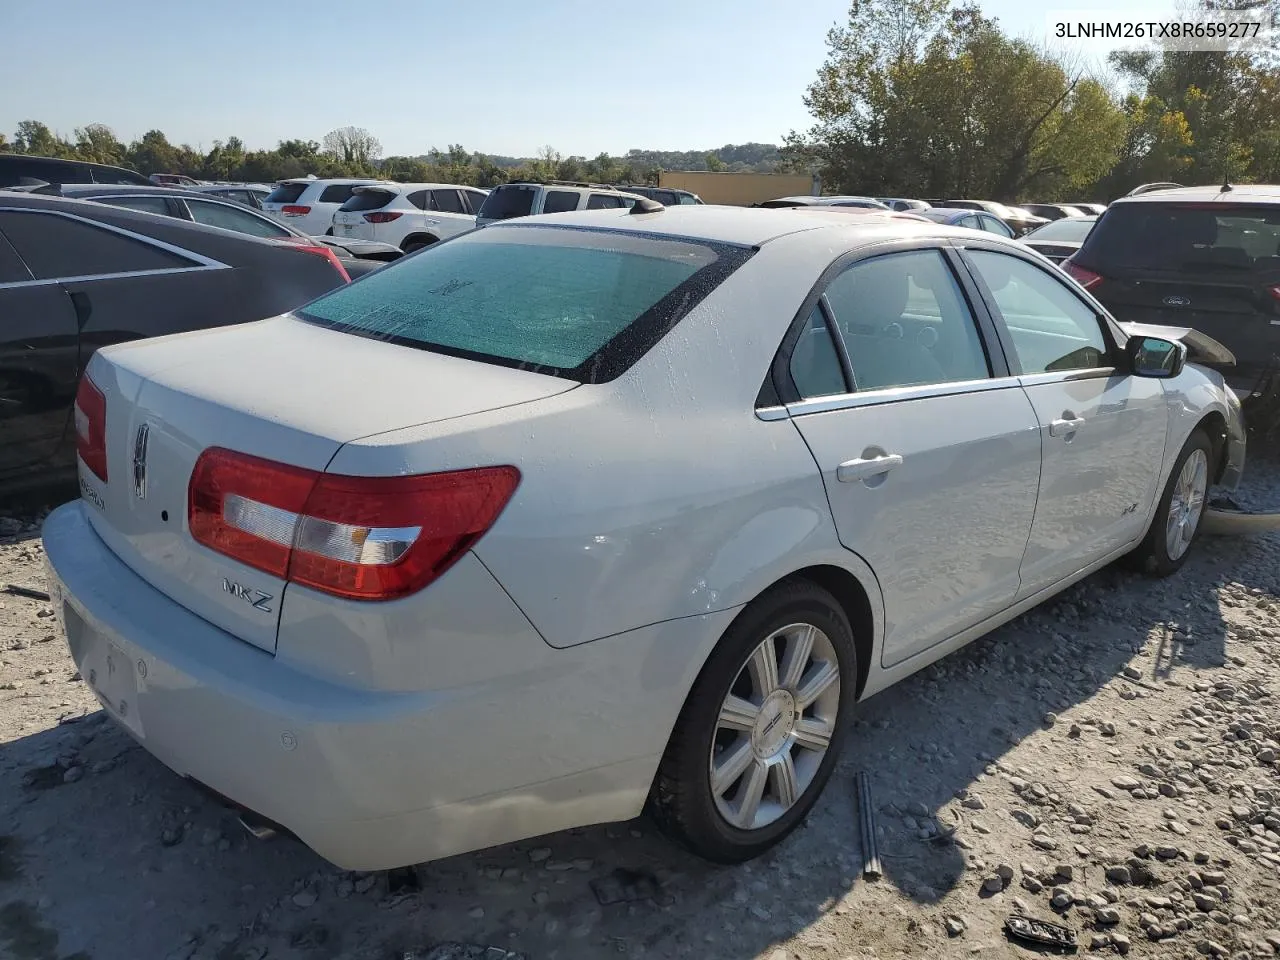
[0,0,1138,158]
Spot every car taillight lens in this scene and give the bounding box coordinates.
[268,237,351,283]
[73,373,108,482]
[1063,260,1103,291]
[280,205,311,216]
[363,211,402,223]
[188,448,520,601]
[1269,284,1280,301]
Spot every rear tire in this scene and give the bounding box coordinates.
[402,236,436,254]
[649,580,856,863]
[1130,429,1212,577]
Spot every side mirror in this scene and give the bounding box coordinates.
[1127,335,1186,378]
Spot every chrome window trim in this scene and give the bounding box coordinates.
[0,205,230,288]
[755,405,790,422]
[784,374,1024,417]
[1017,367,1117,387]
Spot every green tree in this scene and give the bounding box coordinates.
[705,152,725,172]
[127,129,180,174]
[72,123,124,165]
[786,0,1126,200]
[13,120,70,157]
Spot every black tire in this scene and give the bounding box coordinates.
[1129,429,1213,578]
[402,237,435,254]
[648,579,857,863]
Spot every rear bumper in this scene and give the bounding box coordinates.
[42,501,717,870]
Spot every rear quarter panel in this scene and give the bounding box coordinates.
[325,230,888,651]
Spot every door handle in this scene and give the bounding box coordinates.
[1048,416,1086,438]
[837,453,903,483]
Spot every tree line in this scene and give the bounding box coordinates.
[6,0,1277,204]
[783,0,1280,202]
[0,118,779,189]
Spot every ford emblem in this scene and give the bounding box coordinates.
[1163,295,1191,307]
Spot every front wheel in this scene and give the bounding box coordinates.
[1131,429,1212,577]
[649,580,856,863]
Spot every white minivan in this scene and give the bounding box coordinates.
[331,183,488,252]
[261,178,383,236]
[475,182,643,226]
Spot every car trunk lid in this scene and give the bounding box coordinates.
[77,316,578,653]
[332,186,399,240]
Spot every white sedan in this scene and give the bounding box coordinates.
[43,205,1245,871]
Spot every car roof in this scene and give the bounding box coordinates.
[1114,183,1280,205]
[278,177,382,186]
[482,204,979,247]
[354,182,486,193]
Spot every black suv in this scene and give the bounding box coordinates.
[0,153,151,188]
[1065,184,1280,392]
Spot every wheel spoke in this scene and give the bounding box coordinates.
[793,715,833,752]
[771,753,799,809]
[795,660,839,709]
[736,759,768,827]
[748,639,780,696]
[711,737,754,797]
[779,625,815,691]
[718,694,760,732]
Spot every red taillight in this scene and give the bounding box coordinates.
[280,205,311,216]
[73,373,108,482]
[1063,260,1103,291]
[1270,284,1280,301]
[188,448,521,601]
[363,211,402,224]
[269,237,351,283]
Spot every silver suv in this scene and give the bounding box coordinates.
[476,181,644,226]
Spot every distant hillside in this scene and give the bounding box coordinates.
[442,143,782,174]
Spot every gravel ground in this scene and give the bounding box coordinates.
[3,460,1280,960]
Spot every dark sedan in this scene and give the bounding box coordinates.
[30,184,401,277]
[0,192,350,495]
[1020,215,1097,264]
[917,207,1016,237]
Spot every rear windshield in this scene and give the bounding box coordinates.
[477,186,535,220]
[296,224,754,382]
[266,182,308,204]
[340,189,395,212]
[1083,203,1280,273]
[1026,217,1096,243]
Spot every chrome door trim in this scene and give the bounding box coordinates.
[784,375,1024,417]
[1017,367,1117,387]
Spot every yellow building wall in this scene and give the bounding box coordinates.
[658,171,819,207]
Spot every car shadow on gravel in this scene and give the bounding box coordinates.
[2,526,1277,960]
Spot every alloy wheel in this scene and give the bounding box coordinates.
[708,622,841,830]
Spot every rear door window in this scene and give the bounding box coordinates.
[823,249,991,390]
[542,191,579,214]
[477,186,535,220]
[185,199,291,238]
[296,224,753,381]
[0,210,198,279]
[319,184,359,204]
[586,193,624,210]
[462,191,488,215]
[407,191,430,211]
[103,196,175,217]
[0,230,33,282]
[431,189,466,214]
[265,182,308,204]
